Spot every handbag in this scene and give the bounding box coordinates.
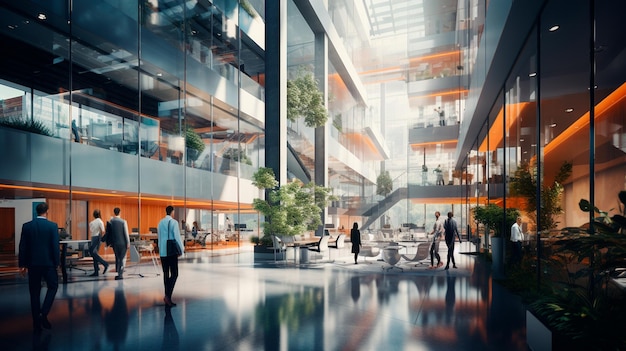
[166,220,182,257]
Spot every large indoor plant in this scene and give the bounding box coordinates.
[510,160,572,232]
[287,67,328,128]
[472,204,520,274]
[252,167,336,247]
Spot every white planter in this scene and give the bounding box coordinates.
[526,310,552,351]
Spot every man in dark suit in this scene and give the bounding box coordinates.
[19,202,60,331]
[443,211,462,270]
[109,207,130,280]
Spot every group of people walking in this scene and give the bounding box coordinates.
[428,211,462,270]
[18,203,185,332]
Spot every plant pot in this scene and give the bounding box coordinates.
[526,310,552,351]
[253,245,286,261]
[491,237,504,277]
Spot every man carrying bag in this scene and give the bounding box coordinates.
[157,205,185,307]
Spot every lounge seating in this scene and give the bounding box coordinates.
[308,236,330,262]
[401,242,430,266]
[360,245,381,263]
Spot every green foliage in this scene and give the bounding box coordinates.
[524,190,626,349]
[222,147,252,165]
[510,160,572,231]
[185,126,205,161]
[0,117,52,136]
[472,204,519,237]
[376,171,393,197]
[252,168,336,240]
[252,167,278,190]
[287,68,328,128]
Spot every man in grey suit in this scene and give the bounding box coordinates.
[19,202,60,331]
[108,207,130,280]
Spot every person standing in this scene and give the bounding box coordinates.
[510,216,524,265]
[109,207,130,280]
[428,211,444,269]
[18,202,60,331]
[158,205,185,307]
[88,209,109,277]
[443,212,462,270]
[434,165,445,186]
[350,222,361,264]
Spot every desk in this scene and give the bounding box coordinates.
[60,240,91,284]
[284,238,318,264]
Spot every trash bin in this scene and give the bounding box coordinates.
[300,247,309,264]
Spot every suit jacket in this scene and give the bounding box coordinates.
[444,218,461,245]
[109,216,129,247]
[18,217,60,268]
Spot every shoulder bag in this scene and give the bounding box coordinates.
[166,219,182,257]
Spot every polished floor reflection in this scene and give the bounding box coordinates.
[0,243,529,350]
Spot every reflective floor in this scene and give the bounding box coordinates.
[0,243,529,351]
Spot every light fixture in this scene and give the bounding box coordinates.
[549,25,559,32]
[157,72,162,77]
[37,13,46,20]
[549,123,557,128]
[565,108,574,113]
[529,72,537,77]
[520,138,524,142]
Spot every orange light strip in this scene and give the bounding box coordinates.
[544,82,626,156]
[408,50,460,63]
[0,184,124,197]
[410,89,469,99]
[478,102,530,152]
[410,139,457,149]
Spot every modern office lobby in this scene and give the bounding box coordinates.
[0,243,529,351]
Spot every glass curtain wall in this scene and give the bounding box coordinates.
[464,0,626,258]
[0,1,263,250]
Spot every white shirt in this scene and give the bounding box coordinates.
[511,222,523,242]
[89,218,105,238]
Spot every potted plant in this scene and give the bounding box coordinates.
[287,67,328,128]
[0,117,52,136]
[185,126,205,162]
[376,170,393,197]
[251,167,335,259]
[472,204,520,275]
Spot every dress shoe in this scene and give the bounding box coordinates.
[453,265,457,269]
[444,265,449,270]
[40,315,51,330]
[89,272,99,277]
[115,276,123,280]
[103,265,109,274]
[163,296,177,307]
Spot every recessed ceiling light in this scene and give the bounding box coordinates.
[157,72,162,77]
[531,144,536,147]
[549,123,557,128]
[523,151,527,154]
[520,138,525,142]
[565,108,574,113]
[549,25,559,32]
[529,72,537,77]
[37,13,46,20]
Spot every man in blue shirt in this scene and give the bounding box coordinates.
[158,206,185,307]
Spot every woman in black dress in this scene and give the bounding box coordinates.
[350,222,361,264]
